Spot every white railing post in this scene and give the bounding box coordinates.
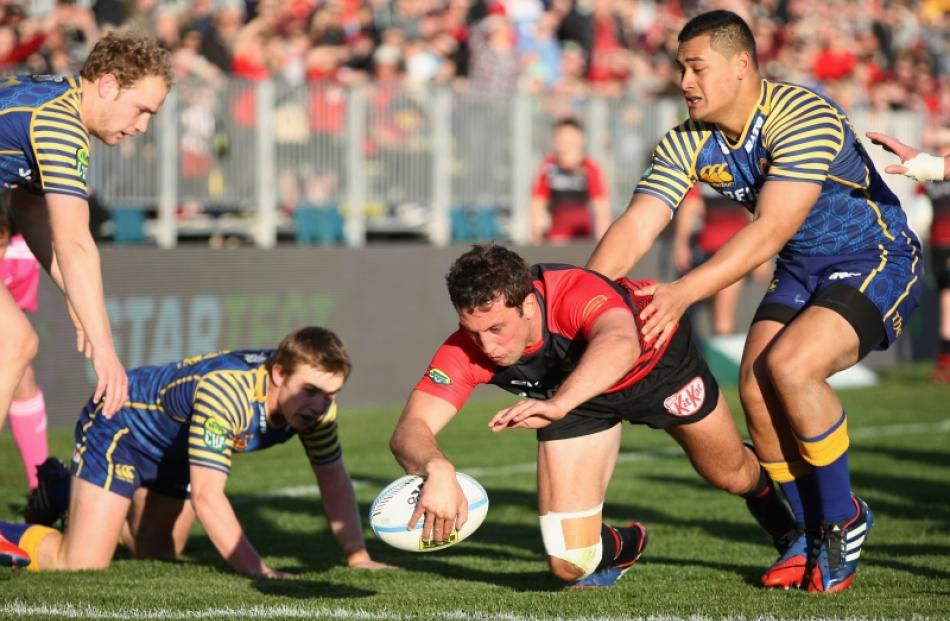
[509,94,532,245]
[345,87,367,247]
[429,87,452,246]
[255,80,277,248]
[156,88,178,248]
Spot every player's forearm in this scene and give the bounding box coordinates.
[587,211,644,279]
[53,236,114,350]
[592,198,612,239]
[390,420,454,479]
[549,330,639,413]
[676,216,784,304]
[316,466,369,563]
[191,487,270,576]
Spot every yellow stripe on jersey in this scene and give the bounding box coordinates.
[636,122,710,209]
[74,401,105,477]
[104,428,131,490]
[299,402,342,465]
[188,369,263,471]
[29,83,89,195]
[860,245,888,293]
[884,232,920,320]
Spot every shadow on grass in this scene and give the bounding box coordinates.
[250,577,375,599]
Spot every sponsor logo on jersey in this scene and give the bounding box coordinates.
[76,147,89,183]
[828,271,862,280]
[891,311,903,337]
[427,368,451,385]
[699,163,734,187]
[113,464,136,484]
[580,294,608,321]
[768,278,779,292]
[232,434,250,451]
[663,376,706,417]
[745,115,765,153]
[203,418,230,452]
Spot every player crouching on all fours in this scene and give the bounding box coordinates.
[389,244,798,590]
[0,327,394,576]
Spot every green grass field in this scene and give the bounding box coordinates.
[1,364,948,620]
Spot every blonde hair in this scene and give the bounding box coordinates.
[81,31,173,90]
[267,327,352,380]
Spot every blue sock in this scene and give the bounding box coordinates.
[797,412,855,525]
[780,472,824,529]
[810,451,855,524]
[779,480,805,524]
[0,520,31,544]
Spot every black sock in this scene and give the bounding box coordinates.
[940,339,950,355]
[743,468,799,551]
[593,523,643,572]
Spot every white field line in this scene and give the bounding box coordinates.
[249,418,950,502]
[0,602,930,621]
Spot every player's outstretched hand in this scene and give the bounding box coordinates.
[635,281,689,347]
[257,567,296,580]
[349,559,399,570]
[93,349,128,418]
[489,399,567,431]
[865,131,919,175]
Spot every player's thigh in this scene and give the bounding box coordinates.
[537,424,622,515]
[60,477,132,570]
[0,288,37,364]
[127,486,194,560]
[664,392,754,494]
[766,306,861,381]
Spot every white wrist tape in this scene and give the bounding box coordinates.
[902,152,947,182]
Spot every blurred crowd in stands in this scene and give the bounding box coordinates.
[1,0,946,114]
[2,0,949,244]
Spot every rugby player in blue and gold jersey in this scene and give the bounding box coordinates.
[587,10,923,593]
[0,31,173,567]
[0,327,394,577]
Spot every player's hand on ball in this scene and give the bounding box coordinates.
[410,467,467,545]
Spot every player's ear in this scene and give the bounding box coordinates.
[271,363,287,388]
[521,292,537,319]
[96,73,120,100]
[736,50,754,79]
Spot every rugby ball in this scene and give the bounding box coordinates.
[369,472,489,552]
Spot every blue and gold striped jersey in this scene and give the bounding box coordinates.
[115,350,341,475]
[0,74,89,199]
[635,80,918,257]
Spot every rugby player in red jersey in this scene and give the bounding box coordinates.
[390,244,796,589]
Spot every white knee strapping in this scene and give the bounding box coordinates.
[539,504,603,579]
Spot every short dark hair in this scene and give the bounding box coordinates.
[267,326,352,380]
[678,10,758,69]
[554,117,584,133]
[81,30,173,90]
[446,243,533,313]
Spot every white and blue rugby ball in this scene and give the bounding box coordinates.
[369,472,489,552]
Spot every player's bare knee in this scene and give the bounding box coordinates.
[5,320,38,365]
[547,555,585,583]
[763,346,814,392]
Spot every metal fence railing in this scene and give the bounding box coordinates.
[89,78,927,248]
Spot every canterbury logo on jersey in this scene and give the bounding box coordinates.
[699,163,734,187]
